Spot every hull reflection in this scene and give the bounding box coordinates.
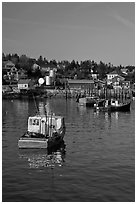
[19,141,66,168]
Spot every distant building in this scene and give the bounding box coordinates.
[107,70,120,84]
[68,79,94,91]
[120,68,128,75]
[91,73,99,80]
[112,75,125,88]
[107,70,119,79]
[18,68,28,80]
[3,60,15,71]
[2,85,13,93]
[18,79,34,90]
[97,79,106,89]
[2,60,19,82]
[121,81,130,89]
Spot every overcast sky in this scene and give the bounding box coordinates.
[2,2,135,66]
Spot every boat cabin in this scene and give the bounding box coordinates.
[111,100,119,107]
[28,116,45,134]
[28,115,65,136]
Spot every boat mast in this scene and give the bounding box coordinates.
[50,112,53,138]
[32,93,39,114]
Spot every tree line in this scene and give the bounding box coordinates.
[2,53,135,83]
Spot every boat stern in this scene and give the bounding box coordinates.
[18,138,48,149]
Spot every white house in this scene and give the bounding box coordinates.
[91,73,99,79]
[3,61,15,70]
[3,60,19,82]
[107,70,119,84]
[112,75,125,88]
[18,79,34,90]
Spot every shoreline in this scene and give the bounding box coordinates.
[2,88,134,100]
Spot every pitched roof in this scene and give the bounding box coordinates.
[68,79,94,84]
[107,70,118,75]
[18,79,31,84]
[112,75,125,82]
[121,68,128,72]
[4,60,15,66]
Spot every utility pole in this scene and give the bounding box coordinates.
[65,80,68,100]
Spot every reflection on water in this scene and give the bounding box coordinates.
[3,99,135,202]
[18,141,66,169]
[76,105,123,131]
[77,105,87,115]
[93,110,126,121]
[114,112,119,120]
[93,111,131,130]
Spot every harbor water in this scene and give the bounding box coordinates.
[2,98,135,202]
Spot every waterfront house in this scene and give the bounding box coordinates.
[97,79,106,89]
[2,85,13,93]
[18,79,34,90]
[10,66,17,73]
[112,75,125,88]
[41,66,50,73]
[91,73,99,80]
[107,70,118,80]
[107,70,121,85]
[121,81,131,89]
[2,60,19,83]
[7,66,18,80]
[18,68,28,80]
[3,60,15,71]
[67,79,95,94]
[2,60,17,75]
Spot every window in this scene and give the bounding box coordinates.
[32,119,39,126]
[36,119,39,125]
[33,119,36,125]
[29,119,32,125]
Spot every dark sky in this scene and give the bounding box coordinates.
[2,2,135,66]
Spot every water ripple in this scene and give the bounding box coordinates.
[2,99,135,202]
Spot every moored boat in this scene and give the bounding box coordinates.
[18,108,65,149]
[94,99,111,112]
[110,99,131,112]
[94,99,131,112]
[77,96,99,107]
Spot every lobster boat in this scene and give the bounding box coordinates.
[94,99,131,112]
[18,110,65,149]
[110,99,131,112]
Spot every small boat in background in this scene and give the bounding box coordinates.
[94,99,131,112]
[110,99,131,112]
[77,96,99,107]
[94,99,111,112]
[18,105,66,149]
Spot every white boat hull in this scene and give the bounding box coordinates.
[18,138,48,149]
